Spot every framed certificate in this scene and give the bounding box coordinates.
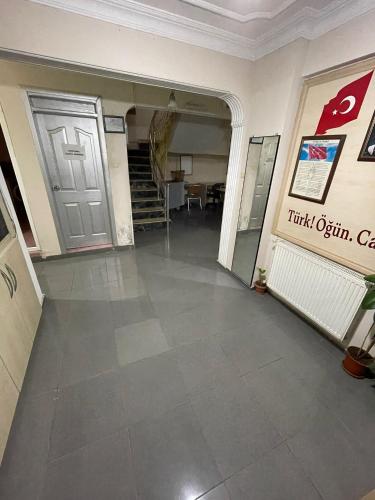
[103,115,125,133]
[288,135,346,204]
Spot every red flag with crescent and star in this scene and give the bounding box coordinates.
[315,70,373,135]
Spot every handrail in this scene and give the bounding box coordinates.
[149,110,176,202]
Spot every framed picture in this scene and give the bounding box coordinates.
[180,155,193,175]
[358,110,375,161]
[103,115,125,133]
[288,135,346,204]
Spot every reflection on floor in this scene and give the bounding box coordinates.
[1,209,374,500]
[231,229,261,284]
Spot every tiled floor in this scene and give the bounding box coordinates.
[1,209,374,500]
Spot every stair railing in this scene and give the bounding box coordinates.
[149,110,176,206]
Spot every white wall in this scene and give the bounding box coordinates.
[169,115,231,155]
[167,155,228,184]
[126,108,154,145]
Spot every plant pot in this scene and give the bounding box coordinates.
[254,280,267,294]
[342,346,373,379]
[171,170,185,182]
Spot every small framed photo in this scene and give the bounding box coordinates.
[180,155,193,175]
[250,136,264,144]
[358,110,375,161]
[288,135,346,204]
[103,115,125,134]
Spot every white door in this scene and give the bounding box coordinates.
[249,136,278,230]
[35,113,112,249]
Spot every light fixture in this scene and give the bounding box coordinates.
[168,90,177,110]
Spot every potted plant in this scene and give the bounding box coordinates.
[343,274,375,378]
[254,267,267,294]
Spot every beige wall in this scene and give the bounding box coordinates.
[0,59,230,256]
[0,0,253,265]
[167,155,228,184]
[275,62,375,275]
[0,60,139,255]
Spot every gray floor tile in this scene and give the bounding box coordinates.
[225,443,321,500]
[110,294,156,328]
[0,392,55,498]
[216,319,287,376]
[71,263,109,291]
[60,330,118,386]
[38,272,74,298]
[65,300,114,337]
[191,369,282,477]
[109,275,146,300]
[38,298,72,339]
[41,432,136,500]
[0,463,45,500]
[21,331,63,398]
[243,357,324,439]
[115,318,169,366]
[130,403,222,500]
[7,211,372,500]
[160,305,225,346]
[173,336,237,396]
[288,410,375,500]
[49,371,125,459]
[119,352,188,426]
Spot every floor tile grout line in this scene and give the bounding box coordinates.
[46,425,129,465]
[285,441,325,500]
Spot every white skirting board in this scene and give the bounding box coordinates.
[268,239,367,341]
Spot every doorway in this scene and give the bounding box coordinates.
[0,125,37,249]
[29,92,114,252]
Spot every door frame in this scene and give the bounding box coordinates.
[231,134,281,288]
[25,90,117,253]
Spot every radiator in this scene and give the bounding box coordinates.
[268,239,367,341]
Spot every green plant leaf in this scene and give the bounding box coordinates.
[364,274,375,284]
[361,290,375,310]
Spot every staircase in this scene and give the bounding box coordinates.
[129,143,168,230]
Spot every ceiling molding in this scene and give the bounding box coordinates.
[180,0,297,23]
[30,0,375,61]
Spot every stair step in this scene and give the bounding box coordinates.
[129,173,152,177]
[131,187,157,192]
[133,206,165,214]
[133,217,168,225]
[130,179,153,183]
[131,197,162,203]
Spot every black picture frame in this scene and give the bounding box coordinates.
[288,135,346,205]
[103,115,125,134]
[358,110,375,161]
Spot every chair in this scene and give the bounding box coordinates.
[211,183,224,206]
[186,183,204,211]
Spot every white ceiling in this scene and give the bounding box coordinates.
[31,0,375,60]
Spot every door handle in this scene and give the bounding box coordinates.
[5,264,17,292]
[1,269,13,298]
[52,185,61,191]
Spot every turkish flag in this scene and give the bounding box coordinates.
[309,145,327,160]
[315,71,373,134]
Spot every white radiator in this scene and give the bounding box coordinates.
[268,239,367,341]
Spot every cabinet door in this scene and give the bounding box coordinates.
[0,263,33,390]
[0,356,18,463]
[2,238,41,344]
